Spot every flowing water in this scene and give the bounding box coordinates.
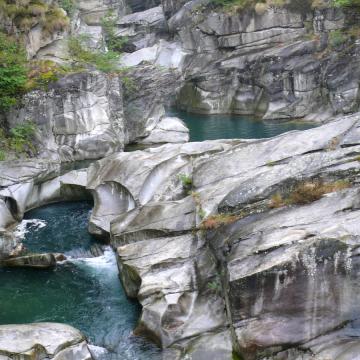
[0,202,161,360]
[170,110,316,142]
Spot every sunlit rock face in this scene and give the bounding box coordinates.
[0,323,93,360]
[221,188,360,358]
[6,72,124,162]
[77,113,360,358]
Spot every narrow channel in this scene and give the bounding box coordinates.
[0,202,161,360]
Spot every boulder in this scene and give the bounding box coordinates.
[115,6,166,51]
[0,253,56,269]
[138,116,189,144]
[0,323,92,359]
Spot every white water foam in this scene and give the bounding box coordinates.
[66,247,119,282]
[68,246,115,267]
[14,219,47,239]
[88,345,109,360]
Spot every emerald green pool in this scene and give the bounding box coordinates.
[0,202,161,360]
[170,110,316,142]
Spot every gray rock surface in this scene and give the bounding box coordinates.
[1,112,360,358]
[138,117,189,145]
[165,3,360,120]
[0,253,56,269]
[0,323,92,359]
[2,0,360,358]
[7,72,124,162]
[83,113,360,358]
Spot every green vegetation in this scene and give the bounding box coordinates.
[68,35,120,73]
[0,0,69,34]
[329,29,347,48]
[0,33,27,110]
[101,12,128,53]
[207,279,221,293]
[208,0,360,13]
[179,174,193,189]
[59,0,75,15]
[269,180,351,208]
[332,0,360,6]
[0,121,37,160]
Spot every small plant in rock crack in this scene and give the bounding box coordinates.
[178,173,193,190]
[200,213,241,230]
[207,279,222,294]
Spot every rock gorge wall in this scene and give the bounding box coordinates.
[1,114,360,359]
[165,2,360,120]
[1,1,360,359]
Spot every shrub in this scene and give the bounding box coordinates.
[178,174,193,189]
[101,12,128,53]
[329,30,347,48]
[0,121,37,159]
[332,0,360,6]
[1,0,69,33]
[0,33,27,110]
[9,121,36,153]
[40,6,69,36]
[207,280,221,293]
[59,0,75,15]
[269,180,351,208]
[25,60,77,90]
[68,35,120,73]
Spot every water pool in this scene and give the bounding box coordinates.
[170,110,316,142]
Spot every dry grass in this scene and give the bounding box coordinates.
[200,213,240,230]
[269,180,351,208]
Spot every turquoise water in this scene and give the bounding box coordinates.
[0,202,161,360]
[170,110,316,142]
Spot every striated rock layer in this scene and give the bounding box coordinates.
[86,113,360,359]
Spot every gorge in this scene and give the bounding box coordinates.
[0,0,360,360]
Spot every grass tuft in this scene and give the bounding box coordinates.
[269,180,351,208]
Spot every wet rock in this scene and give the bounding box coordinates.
[178,330,234,360]
[1,253,56,269]
[166,2,360,120]
[117,233,227,347]
[54,253,67,262]
[87,140,233,237]
[0,323,92,359]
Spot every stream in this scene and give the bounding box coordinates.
[0,202,161,360]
